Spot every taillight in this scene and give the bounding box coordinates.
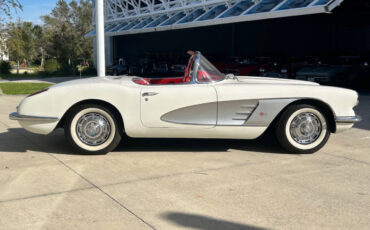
[28,88,49,97]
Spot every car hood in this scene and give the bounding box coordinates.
[230,76,319,86]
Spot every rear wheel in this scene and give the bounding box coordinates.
[275,104,330,154]
[65,104,122,154]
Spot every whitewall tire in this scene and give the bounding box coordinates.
[65,104,122,154]
[275,104,330,154]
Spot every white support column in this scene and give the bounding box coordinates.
[96,0,106,77]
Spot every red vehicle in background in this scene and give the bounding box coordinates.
[212,56,260,76]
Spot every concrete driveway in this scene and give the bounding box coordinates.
[0,95,369,230]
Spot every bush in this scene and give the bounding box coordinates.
[0,61,11,74]
[84,66,97,75]
[32,66,44,73]
[44,59,61,74]
[59,62,77,75]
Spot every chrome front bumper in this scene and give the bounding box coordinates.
[9,112,59,122]
[335,115,362,124]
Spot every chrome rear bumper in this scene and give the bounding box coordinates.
[9,112,59,122]
[335,115,362,124]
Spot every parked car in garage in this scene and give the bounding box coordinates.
[262,72,287,78]
[213,57,260,76]
[171,64,187,75]
[296,66,347,85]
[256,57,290,78]
[296,56,370,88]
[152,63,169,75]
[10,51,361,155]
[106,58,128,76]
[288,56,324,79]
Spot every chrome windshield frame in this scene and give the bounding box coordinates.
[188,52,201,84]
[190,52,225,84]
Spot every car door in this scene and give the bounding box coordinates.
[140,84,217,128]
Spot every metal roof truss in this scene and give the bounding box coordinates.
[86,0,345,37]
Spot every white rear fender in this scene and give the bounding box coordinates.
[16,83,140,135]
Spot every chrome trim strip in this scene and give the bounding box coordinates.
[218,100,259,126]
[240,105,256,109]
[245,99,297,126]
[9,112,59,122]
[142,92,159,97]
[235,112,251,116]
[335,116,362,124]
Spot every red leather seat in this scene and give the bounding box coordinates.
[148,77,183,85]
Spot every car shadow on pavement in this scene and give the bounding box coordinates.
[0,128,75,154]
[117,130,288,154]
[0,128,289,155]
[161,212,270,230]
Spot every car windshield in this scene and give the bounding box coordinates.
[196,54,225,83]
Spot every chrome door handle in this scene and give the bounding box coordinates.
[142,92,158,97]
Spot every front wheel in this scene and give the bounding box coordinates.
[65,104,122,154]
[275,104,330,154]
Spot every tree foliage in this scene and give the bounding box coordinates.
[0,0,22,60]
[44,59,61,73]
[6,21,37,68]
[6,20,24,68]
[42,0,93,68]
[32,25,47,67]
[5,0,93,74]
[0,0,22,18]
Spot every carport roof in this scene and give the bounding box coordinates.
[86,0,345,37]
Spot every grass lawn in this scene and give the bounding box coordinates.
[0,83,53,95]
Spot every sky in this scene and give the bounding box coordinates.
[10,0,73,24]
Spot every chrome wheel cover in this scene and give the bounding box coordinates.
[289,112,322,145]
[76,113,111,146]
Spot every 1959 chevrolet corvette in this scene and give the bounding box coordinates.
[10,51,361,154]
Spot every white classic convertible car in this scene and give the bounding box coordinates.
[10,51,361,154]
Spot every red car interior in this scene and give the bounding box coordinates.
[133,51,210,85]
[148,77,184,84]
[133,76,184,85]
[132,78,150,85]
[197,70,223,83]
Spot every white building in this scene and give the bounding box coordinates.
[0,36,9,62]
